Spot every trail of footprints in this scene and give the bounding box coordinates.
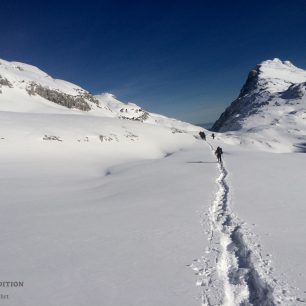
[189,143,304,306]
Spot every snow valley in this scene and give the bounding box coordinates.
[0,58,305,306]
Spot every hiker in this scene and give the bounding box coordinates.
[215,146,223,163]
[212,133,215,139]
[199,131,206,141]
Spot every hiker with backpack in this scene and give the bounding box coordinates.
[199,131,206,140]
[215,146,223,163]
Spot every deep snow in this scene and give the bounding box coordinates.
[184,136,306,306]
[0,58,306,305]
[1,135,305,306]
[0,140,218,306]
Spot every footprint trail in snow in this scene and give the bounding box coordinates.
[189,142,300,306]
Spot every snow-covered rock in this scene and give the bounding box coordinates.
[212,58,306,152]
[0,58,199,133]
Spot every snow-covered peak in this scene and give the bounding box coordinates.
[0,57,200,133]
[212,58,306,152]
[1,59,49,77]
[0,58,147,116]
[95,93,126,109]
[256,58,306,93]
[0,58,84,96]
[260,58,294,66]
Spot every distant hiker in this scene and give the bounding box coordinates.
[199,131,206,140]
[212,133,215,139]
[215,146,223,163]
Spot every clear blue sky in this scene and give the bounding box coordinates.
[1,0,306,124]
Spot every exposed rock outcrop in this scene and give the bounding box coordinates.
[26,83,98,111]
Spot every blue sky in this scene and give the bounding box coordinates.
[1,0,306,123]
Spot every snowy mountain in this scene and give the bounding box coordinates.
[1,58,306,306]
[0,58,198,128]
[212,58,306,152]
[0,58,201,150]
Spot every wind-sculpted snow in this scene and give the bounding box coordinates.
[0,140,218,306]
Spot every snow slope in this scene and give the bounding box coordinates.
[204,137,306,305]
[0,58,197,132]
[212,58,306,152]
[2,132,306,306]
[0,58,213,305]
[1,58,306,306]
[0,140,219,306]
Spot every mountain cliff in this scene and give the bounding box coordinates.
[212,58,306,152]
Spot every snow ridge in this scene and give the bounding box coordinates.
[0,57,199,132]
[198,143,278,306]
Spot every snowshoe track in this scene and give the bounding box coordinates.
[193,142,286,306]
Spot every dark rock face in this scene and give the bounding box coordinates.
[239,66,260,97]
[212,60,306,133]
[212,66,264,132]
[212,64,277,132]
[0,75,13,88]
[75,89,100,106]
[281,82,306,100]
[119,111,150,122]
[26,83,99,111]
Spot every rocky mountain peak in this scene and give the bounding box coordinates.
[212,59,306,149]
